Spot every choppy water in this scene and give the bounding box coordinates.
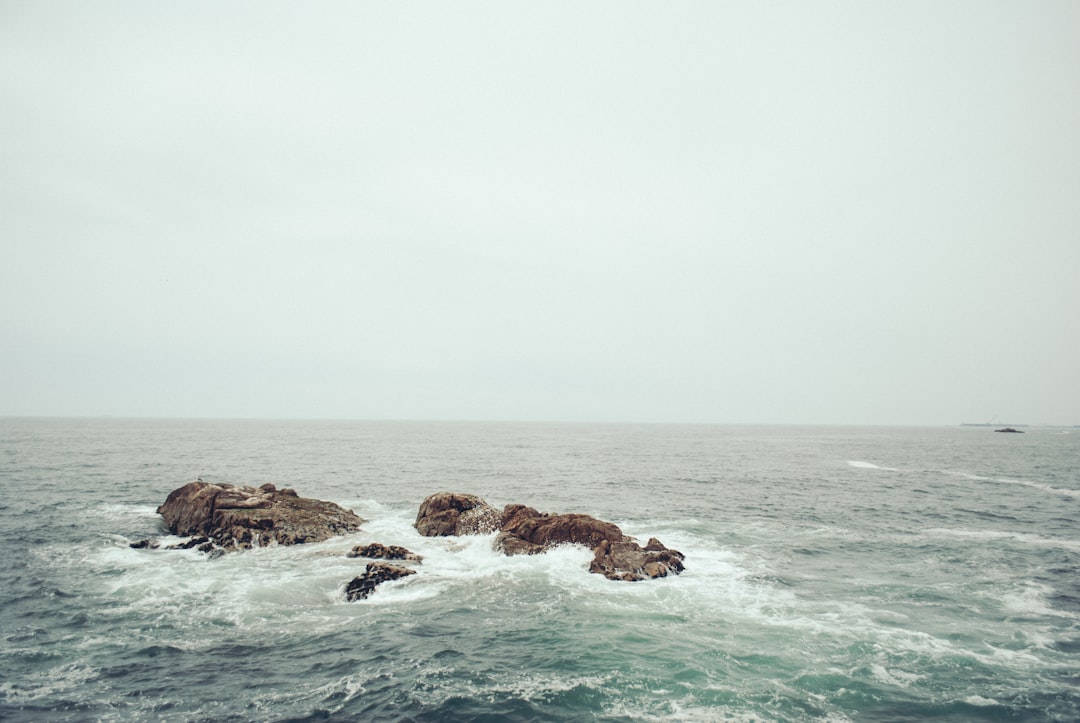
[1,418,1077,721]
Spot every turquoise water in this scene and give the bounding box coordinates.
[1,419,1077,721]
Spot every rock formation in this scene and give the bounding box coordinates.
[413,492,501,537]
[588,537,685,581]
[345,562,417,601]
[155,480,365,550]
[142,483,681,599]
[347,543,423,562]
[415,492,685,581]
[496,504,625,555]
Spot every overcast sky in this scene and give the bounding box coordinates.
[2,1,1078,425]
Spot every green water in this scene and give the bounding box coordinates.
[1,419,1077,720]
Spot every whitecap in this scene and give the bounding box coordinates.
[921,527,1080,553]
[999,581,1079,620]
[847,461,898,471]
[964,695,1001,706]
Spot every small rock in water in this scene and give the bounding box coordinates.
[344,562,417,601]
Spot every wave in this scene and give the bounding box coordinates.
[943,470,1080,499]
[921,527,1080,554]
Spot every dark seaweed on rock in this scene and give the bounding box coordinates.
[345,562,417,601]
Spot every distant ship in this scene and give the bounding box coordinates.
[994,427,1024,433]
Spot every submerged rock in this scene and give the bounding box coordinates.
[344,562,417,601]
[347,543,423,562]
[156,480,365,550]
[415,492,685,581]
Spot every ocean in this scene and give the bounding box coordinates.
[1,418,1077,722]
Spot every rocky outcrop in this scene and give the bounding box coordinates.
[156,480,365,549]
[347,543,422,562]
[415,492,685,581]
[413,492,501,537]
[345,562,417,601]
[496,504,625,555]
[589,537,685,581]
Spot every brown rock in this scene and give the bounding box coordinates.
[414,492,501,536]
[589,538,685,581]
[495,505,625,556]
[156,480,365,550]
[344,562,417,601]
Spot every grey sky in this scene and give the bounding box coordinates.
[2,1,1078,425]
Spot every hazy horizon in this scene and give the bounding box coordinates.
[0,410,1067,427]
[3,2,1078,426]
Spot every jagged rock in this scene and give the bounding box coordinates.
[130,538,159,550]
[344,562,417,601]
[156,481,365,550]
[415,492,685,581]
[588,538,685,581]
[347,543,423,562]
[414,492,501,537]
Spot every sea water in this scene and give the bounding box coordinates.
[0,419,1077,721]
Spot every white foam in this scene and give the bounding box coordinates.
[46,500,1070,704]
[847,461,898,471]
[964,695,1001,706]
[999,581,1077,620]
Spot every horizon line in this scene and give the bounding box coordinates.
[4,414,1077,428]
